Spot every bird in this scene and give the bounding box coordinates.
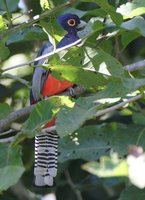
[30,13,86,187]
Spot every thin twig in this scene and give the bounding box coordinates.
[95,94,142,117]
[0,129,14,136]
[0,136,15,143]
[1,73,30,87]
[2,0,12,27]
[2,42,145,73]
[2,39,82,73]
[125,59,145,71]
[65,170,83,200]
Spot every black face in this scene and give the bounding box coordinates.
[57,13,80,32]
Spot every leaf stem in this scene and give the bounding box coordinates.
[2,0,13,27]
[65,170,83,200]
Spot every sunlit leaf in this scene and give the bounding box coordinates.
[117,0,145,19]
[0,15,7,32]
[82,155,128,177]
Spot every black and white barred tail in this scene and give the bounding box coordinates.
[34,129,58,186]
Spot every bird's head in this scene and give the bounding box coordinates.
[58,13,86,33]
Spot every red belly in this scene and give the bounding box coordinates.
[41,74,73,97]
[42,74,73,128]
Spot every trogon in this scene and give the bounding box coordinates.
[30,13,86,187]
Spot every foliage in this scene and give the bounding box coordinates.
[1,0,145,199]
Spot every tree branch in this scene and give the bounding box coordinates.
[125,59,145,71]
[2,43,145,73]
[0,85,85,132]
[65,170,83,200]
[2,38,82,73]
[94,94,142,117]
[0,0,77,39]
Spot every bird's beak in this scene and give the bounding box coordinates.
[77,20,87,30]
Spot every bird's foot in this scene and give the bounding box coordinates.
[67,87,76,98]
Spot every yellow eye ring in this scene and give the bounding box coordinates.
[67,19,76,26]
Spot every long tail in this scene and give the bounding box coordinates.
[34,129,58,187]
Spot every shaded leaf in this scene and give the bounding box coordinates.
[0,0,19,12]
[82,0,123,25]
[7,27,47,45]
[132,112,145,126]
[121,31,140,49]
[0,103,13,120]
[0,143,24,191]
[59,125,110,162]
[119,186,145,200]
[121,16,145,37]
[0,41,10,61]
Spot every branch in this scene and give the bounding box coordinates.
[0,136,15,143]
[2,38,82,73]
[65,170,83,200]
[0,85,85,132]
[94,94,142,117]
[0,0,77,39]
[125,59,145,71]
[2,43,145,73]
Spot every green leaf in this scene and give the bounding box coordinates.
[59,125,110,162]
[0,41,10,61]
[117,0,145,19]
[120,16,145,37]
[119,186,145,200]
[40,0,53,10]
[107,123,145,156]
[51,65,107,89]
[59,123,145,162]
[56,96,103,137]
[82,155,128,177]
[0,143,24,191]
[0,15,7,32]
[93,20,104,31]
[91,48,125,77]
[132,112,145,126]
[21,96,74,138]
[0,103,13,120]
[121,31,140,49]
[7,27,47,45]
[63,8,86,18]
[0,0,19,12]
[81,0,123,25]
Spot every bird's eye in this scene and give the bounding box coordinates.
[67,19,76,26]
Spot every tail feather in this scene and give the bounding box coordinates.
[34,130,58,187]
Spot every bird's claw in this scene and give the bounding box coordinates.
[68,87,76,98]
